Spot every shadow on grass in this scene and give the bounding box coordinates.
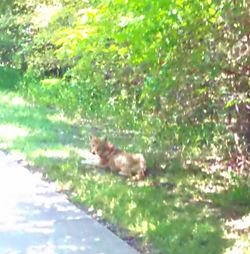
[33,152,235,254]
[1,88,248,254]
[210,183,250,219]
[0,66,21,91]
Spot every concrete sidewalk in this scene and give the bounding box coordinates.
[0,151,140,254]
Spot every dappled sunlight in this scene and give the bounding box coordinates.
[223,240,250,254]
[224,213,250,251]
[73,165,230,253]
[225,213,250,231]
[223,216,250,254]
[128,219,157,235]
[0,0,248,252]
[47,112,76,125]
[30,147,96,162]
[10,96,26,106]
[0,94,26,106]
[31,148,70,160]
[0,124,29,140]
[0,87,248,254]
[195,181,226,194]
[0,218,55,235]
[32,4,62,28]
[0,151,110,254]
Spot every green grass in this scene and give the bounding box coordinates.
[0,86,250,254]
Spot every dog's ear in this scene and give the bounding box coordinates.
[104,136,108,142]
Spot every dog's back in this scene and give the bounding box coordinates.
[89,135,146,180]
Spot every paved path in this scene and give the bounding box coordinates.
[0,151,140,254]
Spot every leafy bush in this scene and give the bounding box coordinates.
[0,67,21,90]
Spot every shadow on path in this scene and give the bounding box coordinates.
[0,150,140,254]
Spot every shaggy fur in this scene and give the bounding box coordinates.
[90,135,146,180]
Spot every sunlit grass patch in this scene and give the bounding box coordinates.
[224,212,250,254]
[47,112,76,125]
[0,124,29,140]
[59,167,230,253]
[31,148,70,160]
[0,93,26,106]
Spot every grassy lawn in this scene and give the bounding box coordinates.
[0,88,249,254]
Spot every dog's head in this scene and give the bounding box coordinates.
[89,135,108,155]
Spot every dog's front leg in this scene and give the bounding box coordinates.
[99,157,109,169]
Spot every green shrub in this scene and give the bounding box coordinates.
[0,67,21,90]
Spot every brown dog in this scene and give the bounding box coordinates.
[89,135,146,180]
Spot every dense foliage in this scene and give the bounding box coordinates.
[0,0,249,170]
